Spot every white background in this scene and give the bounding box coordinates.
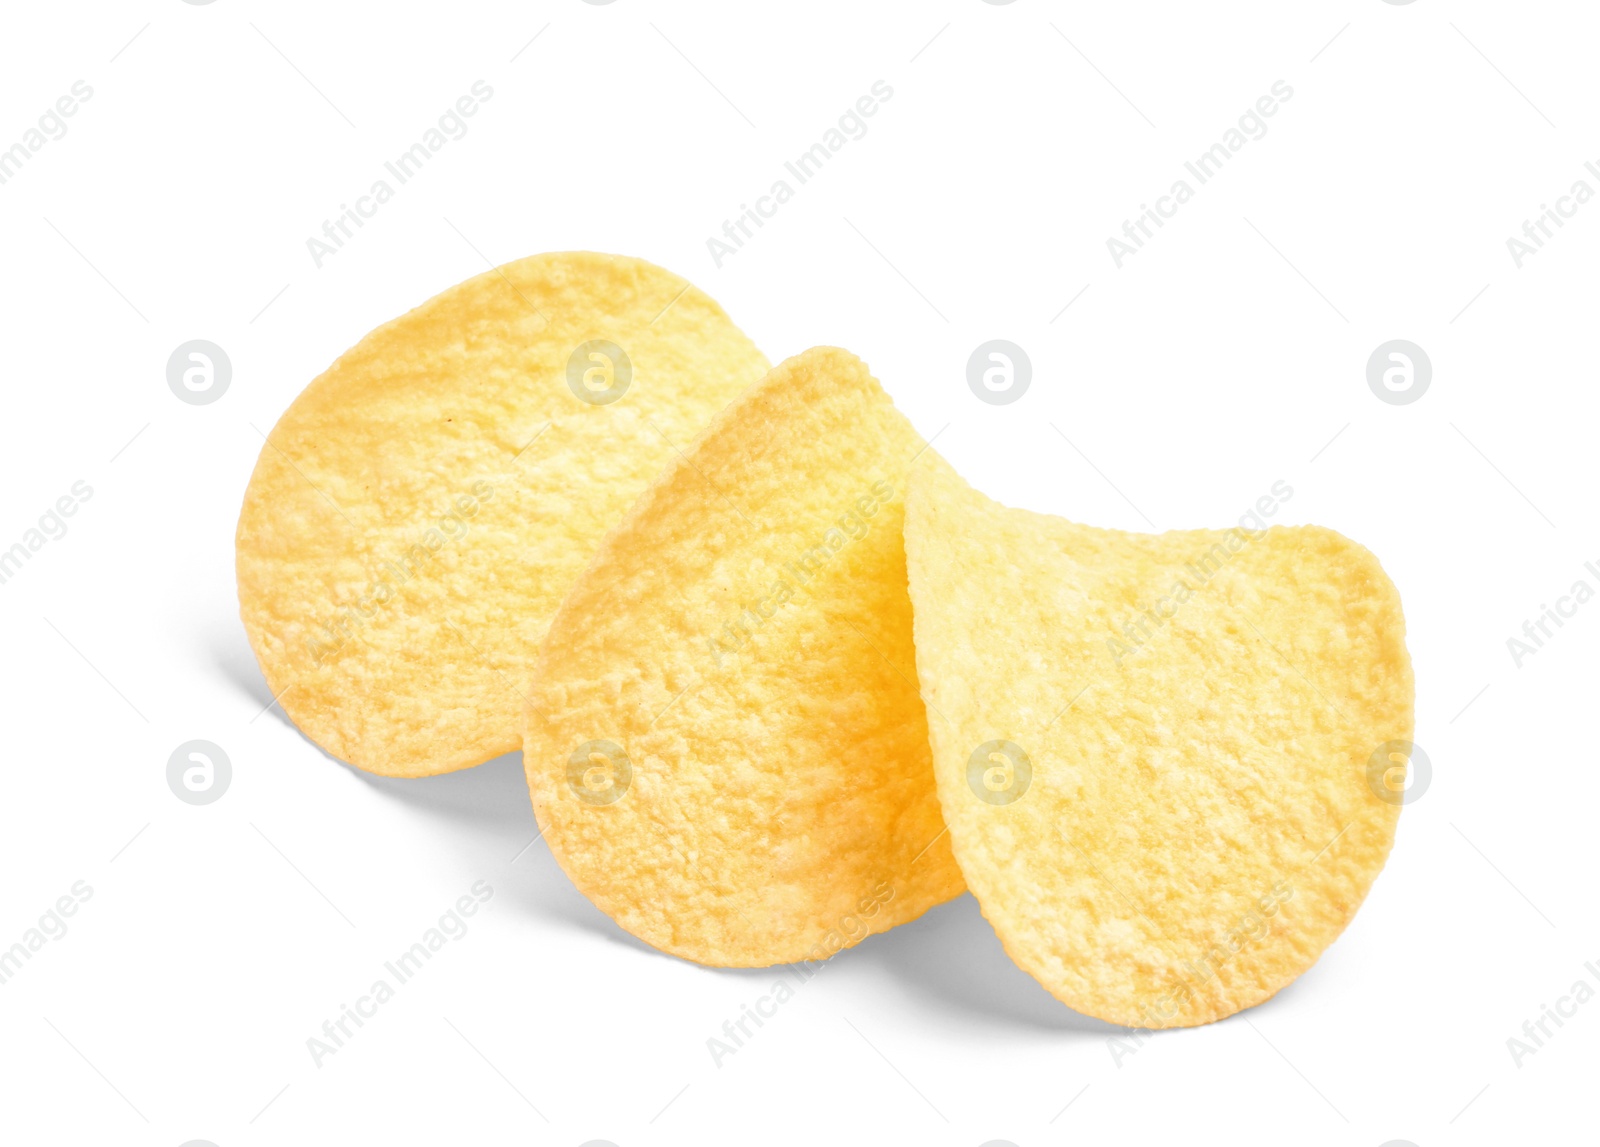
[0,1,1595,1144]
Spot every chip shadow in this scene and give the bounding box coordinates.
[352,751,666,957]
[839,893,1122,1034]
[210,622,281,718]
[208,624,1221,1030]
[208,620,657,952]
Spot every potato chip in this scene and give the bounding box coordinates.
[904,454,1413,1026]
[524,347,964,966]
[236,252,769,777]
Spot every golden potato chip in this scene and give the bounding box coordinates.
[236,252,769,777]
[904,454,1413,1027]
[524,347,964,966]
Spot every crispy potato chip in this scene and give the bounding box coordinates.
[904,455,1413,1027]
[524,347,964,966]
[236,252,769,777]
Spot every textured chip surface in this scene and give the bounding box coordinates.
[524,347,964,966]
[236,252,768,777]
[904,455,1413,1027]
